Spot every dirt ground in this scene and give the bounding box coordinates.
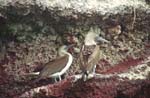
[0,29,150,98]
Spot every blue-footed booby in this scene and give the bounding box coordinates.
[79,29,109,81]
[33,45,73,82]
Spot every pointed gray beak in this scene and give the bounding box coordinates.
[95,36,110,43]
[66,44,76,50]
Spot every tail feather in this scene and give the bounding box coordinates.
[23,72,40,76]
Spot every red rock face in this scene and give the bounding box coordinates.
[0,31,150,98]
[64,78,118,98]
[17,75,150,98]
[13,55,149,98]
[0,66,7,85]
[98,57,144,74]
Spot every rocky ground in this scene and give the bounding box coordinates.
[0,0,150,98]
[0,25,150,98]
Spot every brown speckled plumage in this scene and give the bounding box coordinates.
[36,55,69,81]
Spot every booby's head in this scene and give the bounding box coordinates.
[84,32,99,45]
[58,44,74,56]
[84,28,109,46]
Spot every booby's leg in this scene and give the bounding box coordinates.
[54,78,57,82]
[85,65,97,80]
[92,65,97,75]
[83,74,87,81]
[58,75,61,81]
[83,71,89,81]
[73,74,82,82]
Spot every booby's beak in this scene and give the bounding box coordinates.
[62,44,75,50]
[66,44,76,49]
[95,36,110,43]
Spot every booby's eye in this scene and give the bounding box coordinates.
[99,33,102,36]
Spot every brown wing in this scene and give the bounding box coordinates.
[78,44,87,72]
[86,45,100,73]
[38,55,69,79]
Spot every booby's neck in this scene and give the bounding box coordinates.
[59,50,73,75]
[58,45,73,57]
[56,46,73,76]
[58,50,69,57]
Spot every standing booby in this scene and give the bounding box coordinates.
[79,29,109,81]
[34,45,73,82]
